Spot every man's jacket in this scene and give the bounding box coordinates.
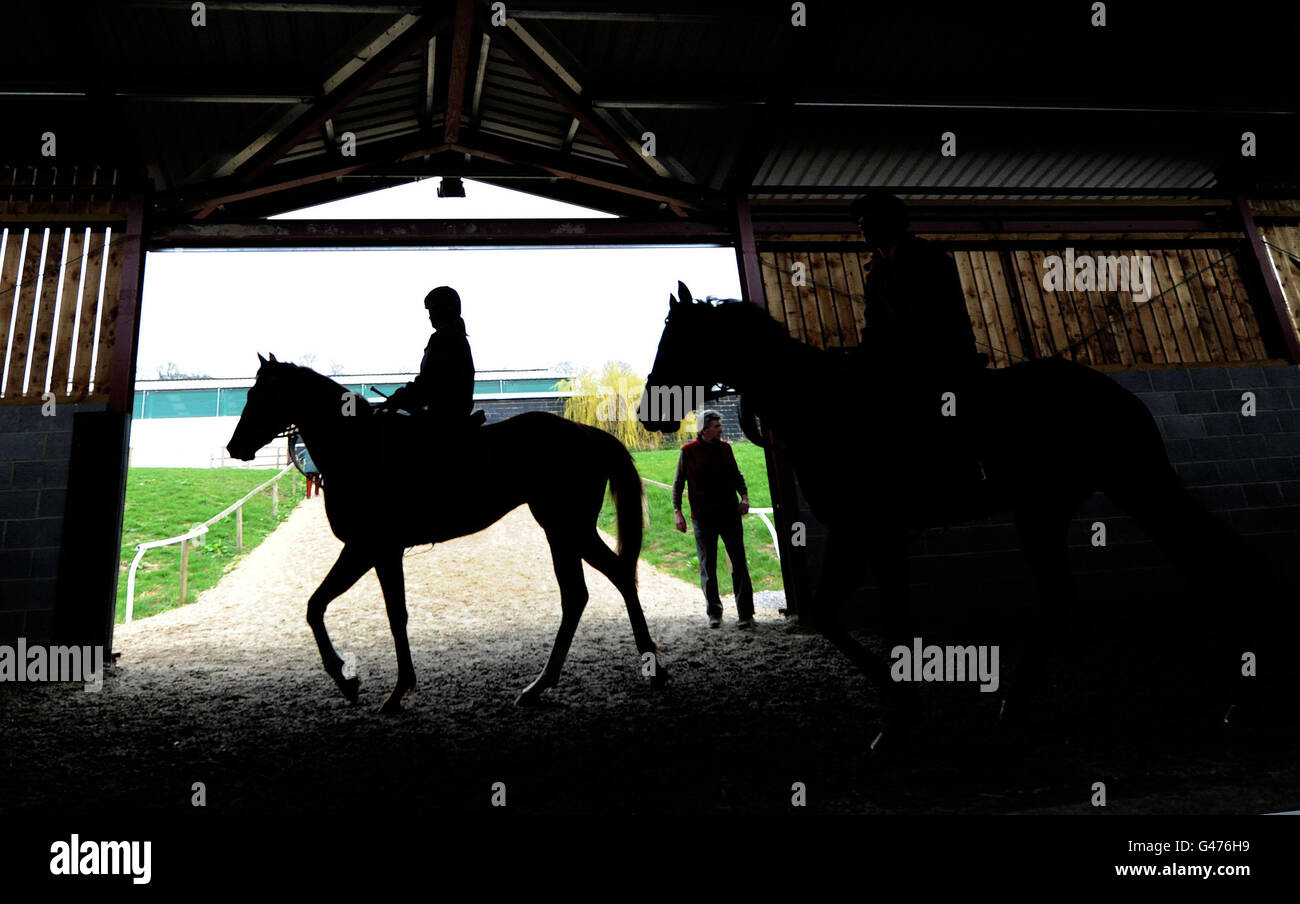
[672,438,748,521]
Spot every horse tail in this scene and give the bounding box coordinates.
[600,432,645,580]
[1098,385,1292,693]
[1100,385,1243,568]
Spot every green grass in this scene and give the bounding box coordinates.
[117,467,306,622]
[597,442,783,597]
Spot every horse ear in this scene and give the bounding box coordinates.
[257,352,267,365]
[269,352,278,363]
[669,293,679,307]
[678,281,694,304]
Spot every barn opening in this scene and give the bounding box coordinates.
[3,1,1300,817]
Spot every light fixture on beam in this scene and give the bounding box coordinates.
[437,177,466,198]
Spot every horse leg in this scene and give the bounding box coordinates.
[802,528,911,752]
[863,525,919,753]
[1105,466,1269,726]
[306,544,373,703]
[580,532,667,688]
[1002,507,1076,729]
[517,539,588,706]
[374,549,416,714]
[869,525,913,641]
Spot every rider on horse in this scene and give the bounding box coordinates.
[850,191,988,488]
[851,190,985,376]
[378,286,479,431]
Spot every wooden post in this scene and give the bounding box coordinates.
[731,193,811,618]
[179,538,189,606]
[1236,196,1300,363]
[236,505,244,552]
[108,193,147,413]
[272,480,279,518]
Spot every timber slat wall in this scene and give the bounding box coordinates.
[0,166,127,404]
[758,243,1272,367]
[1261,223,1300,348]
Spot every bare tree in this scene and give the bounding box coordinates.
[156,362,210,380]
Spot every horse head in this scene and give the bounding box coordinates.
[637,281,738,433]
[226,352,296,460]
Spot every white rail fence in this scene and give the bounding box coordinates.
[641,478,781,560]
[124,464,295,623]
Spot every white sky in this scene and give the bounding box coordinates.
[137,179,741,379]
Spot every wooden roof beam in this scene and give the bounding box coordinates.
[493,17,692,184]
[228,12,447,184]
[151,218,730,249]
[129,2,423,13]
[181,12,434,187]
[160,131,456,216]
[469,34,491,125]
[446,133,720,210]
[162,122,723,220]
[443,0,475,143]
[489,19,662,183]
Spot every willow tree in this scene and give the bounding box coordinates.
[561,362,694,451]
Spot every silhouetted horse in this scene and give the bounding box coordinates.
[639,284,1279,738]
[228,354,663,713]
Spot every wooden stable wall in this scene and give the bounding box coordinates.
[1,167,128,405]
[1,165,139,651]
[758,243,1272,368]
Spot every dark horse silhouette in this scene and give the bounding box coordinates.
[639,284,1280,737]
[227,354,663,713]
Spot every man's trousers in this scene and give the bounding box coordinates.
[691,511,755,619]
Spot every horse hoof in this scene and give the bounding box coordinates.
[515,689,543,707]
[379,696,404,715]
[340,676,360,704]
[650,668,670,689]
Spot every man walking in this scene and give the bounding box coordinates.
[672,410,755,628]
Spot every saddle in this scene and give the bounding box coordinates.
[368,407,486,472]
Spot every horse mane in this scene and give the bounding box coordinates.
[712,298,825,362]
[271,360,371,417]
[270,360,335,391]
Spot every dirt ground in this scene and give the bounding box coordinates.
[2,495,1298,815]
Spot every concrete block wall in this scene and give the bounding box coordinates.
[0,402,107,643]
[792,364,1300,616]
[477,396,568,423]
